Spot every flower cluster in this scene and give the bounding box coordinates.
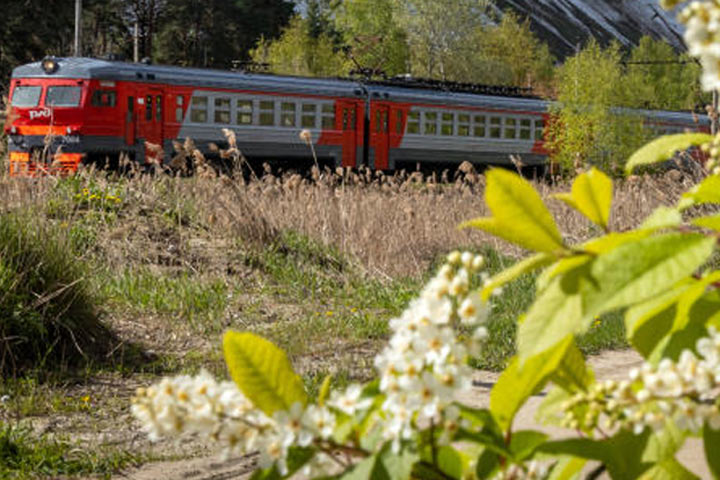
[131,371,339,475]
[372,251,490,448]
[561,327,720,435]
[663,0,720,91]
[74,187,123,206]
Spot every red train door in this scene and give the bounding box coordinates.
[138,88,164,162]
[124,92,136,146]
[371,103,390,170]
[338,100,359,168]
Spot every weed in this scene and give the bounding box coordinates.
[0,424,141,479]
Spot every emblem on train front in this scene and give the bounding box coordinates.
[29,108,51,121]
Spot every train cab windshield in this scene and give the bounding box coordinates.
[10,86,42,107]
[46,86,82,107]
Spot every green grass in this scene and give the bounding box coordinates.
[0,211,110,375]
[0,424,141,479]
[99,268,230,332]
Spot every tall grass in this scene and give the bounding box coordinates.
[0,211,109,375]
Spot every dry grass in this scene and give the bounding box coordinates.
[0,161,702,279]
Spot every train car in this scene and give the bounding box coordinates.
[4,57,365,175]
[2,56,710,176]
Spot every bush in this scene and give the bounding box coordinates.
[0,212,109,374]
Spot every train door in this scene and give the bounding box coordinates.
[338,100,359,168]
[138,88,164,162]
[371,103,390,170]
[124,91,136,146]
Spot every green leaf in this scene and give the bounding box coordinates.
[640,206,683,231]
[692,213,720,231]
[703,423,720,479]
[318,375,332,407]
[519,233,715,360]
[474,448,500,479]
[341,454,387,480]
[546,456,587,480]
[490,337,573,432]
[481,252,555,300]
[625,133,712,174]
[436,446,463,480]
[461,169,565,253]
[549,341,595,392]
[509,430,549,461]
[637,459,698,480]
[223,331,307,416]
[553,167,613,230]
[682,175,720,208]
[379,447,418,480]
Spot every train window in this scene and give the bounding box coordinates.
[281,102,296,127]
[504,118,517,139]
[91,90,116,107]
[10,86,42,107]
[190,96,208,123]
[457,114,470,136]
[176,96,184,122]
[519,119,532,140]
[441,113,454,136]
[489,117,502,138]
[259,100,275,126]
[395,110,403,135]
[321,104,335,129]
[473,115,486,137]
[156,95,162,122]
[407,112,420,134]
[146,96,153,121]
[214,98,231,124]
[46,86,82,107]
[237,100,253,125]
[127,96,134,114]
[301,104,317,128]
[534,120,545,140]
[424,112,437,135]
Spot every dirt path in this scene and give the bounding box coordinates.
[121,349,711,479]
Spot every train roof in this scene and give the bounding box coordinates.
[11,57,361,98]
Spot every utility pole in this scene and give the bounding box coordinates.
[74,0,82,56]
[134,21,140,62]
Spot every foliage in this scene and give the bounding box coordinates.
[250,15,349,77]
[134,130,720,478]
[546,41,651,174]
[335,0,410,76]
[547,37,706,175]
[0,212,109,375]
[0,423,140,478]
[153,0,294,68]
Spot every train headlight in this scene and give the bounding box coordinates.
[41,57,59,74]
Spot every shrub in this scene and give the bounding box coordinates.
[0,212,109,374]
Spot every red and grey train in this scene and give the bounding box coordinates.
[2,56,708,175]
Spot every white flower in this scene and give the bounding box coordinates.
[458,291,489,325]
[329,384,372,416]
[304,405,335,439]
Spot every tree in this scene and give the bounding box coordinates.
[391,0,489,79]
[622,35,705,111]
[153,0,294,68]
[335,0,409,76]
[250,15,348,77]
[547,40,650,174]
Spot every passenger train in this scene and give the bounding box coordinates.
[2,56,709,175]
